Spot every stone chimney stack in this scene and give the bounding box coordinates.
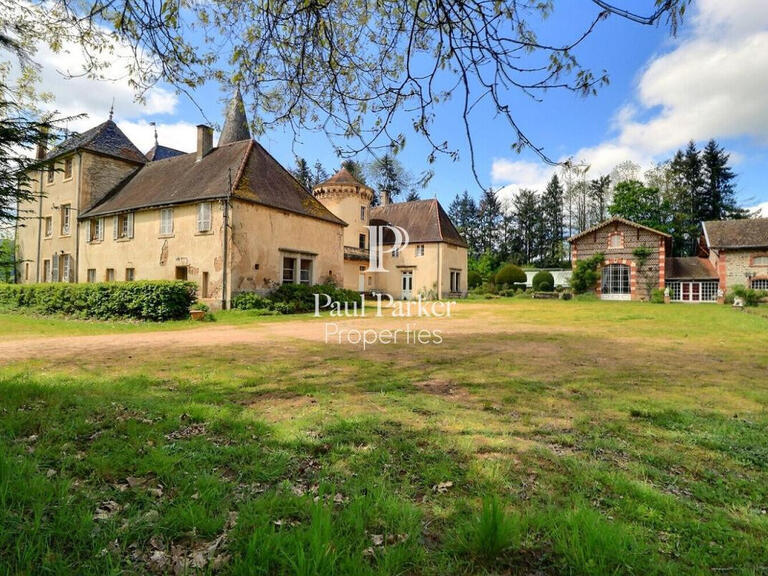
[381,189,390,206]
[35,127,49,160]
[196,124,213,162]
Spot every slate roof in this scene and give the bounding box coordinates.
[370,199,467,247]
[218,87,251,146]
[665,257,718,280]
[568,216,671,242]
[702,219,768,249]
[81,140,345,226]
[145,144,186,162]
[45,120,147,164]
[317,167,366,188]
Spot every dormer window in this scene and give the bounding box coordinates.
[607,232,623,249]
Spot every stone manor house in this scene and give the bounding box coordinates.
[15,91,468,308]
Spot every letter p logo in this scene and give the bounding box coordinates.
[367,225,409,272]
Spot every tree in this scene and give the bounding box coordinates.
[1,0,688,183]
[701,139,747,220]
[512,189,540,264]
[477,188,502,256]
[341,160,366,185]
[292,157,313,190]
[367,153,413,205]
[449,191,479,257]
[311,161,329,188]
[609,180,670,232]
[0,238,15,282]
[589,175,611,223]
[404,190,420,202]
[540,174,565,265]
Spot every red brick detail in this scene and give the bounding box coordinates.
[717,250,727,294]
[658,238,666,289]
[749,252,768,267]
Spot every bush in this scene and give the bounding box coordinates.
[467,270,482,289]
[494,264,526,287]
[532,271,555,292]
[650,288,665,304]
[571,253,603,294]
[0,281,196,321]
[232,292,274,311]
[728,284,760,307]
[268,283,362,313]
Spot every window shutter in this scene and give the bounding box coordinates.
[113,216,118,240]
[98,218,104,241]
[127,213,134,238]
[51,254,59,282]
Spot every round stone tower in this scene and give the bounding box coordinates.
[313,167,374,252]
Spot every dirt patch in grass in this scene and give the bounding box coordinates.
[413,378,469,398]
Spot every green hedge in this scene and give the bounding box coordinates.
[532,271,555,292]
[0,281,197,321]
[233,283,363,314]
[494,264,526,286]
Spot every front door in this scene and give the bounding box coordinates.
[401,271,413,300]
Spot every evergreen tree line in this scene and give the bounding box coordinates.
[449,139,749,273]
[292,155,423,206]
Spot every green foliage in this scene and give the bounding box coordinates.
[728,285,761,307]
[0,239,14,282]
[269,283,362,313]
[467,270,482,289]
[468,252,500,282]
[0,281,196,320]
[232,292,274,311]
[571,253,603,294]
[459,497,523,564]
[650,288,666,304]
[532,271,555,292]
[494,264,526,286]
[609,180,671,233]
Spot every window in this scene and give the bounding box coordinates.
[44,217,52,237]
[61,254,71,282]
[197,202,212,233]
[201,272,209,298]
[282,257,296,284]
[51,253,59,282]
[416,244,425,257]
[115,213,134,240]
[61,204,71,235]
[25,262,29,281]
[752,278,768,291]
[450,270,461,293]
[360,206,366,221]
[125,268,135,281]
[607,232,623,249]
[175,266,188,280]
[300,259,312,285]
[89,218,103,242]
[106,268,115,282]
[64,157,73,180]
[601,264,630,295]
[160,208,174,235]
[47,164,54,184]
[359,233,366,249]
[43,259,50,282]
[392,247,400,258]
[752,256,768,266]
[87,269,96,283]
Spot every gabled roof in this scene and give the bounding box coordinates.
[145,143,186,162]
[45,120,147,164]
[702,218,768,249]
[80,139,345,226]
[665,257,718,280]
[568,216,671,243]
[317,166,366,188]
[370,199,467,247]
[218,87,251,146]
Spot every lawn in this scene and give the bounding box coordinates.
[1,300,767,575]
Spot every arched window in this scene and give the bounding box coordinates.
[601,264,630,295]
[607,232,623,249]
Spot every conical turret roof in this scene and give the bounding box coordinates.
[218,87,251,146]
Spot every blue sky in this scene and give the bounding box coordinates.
[34,0,768,213]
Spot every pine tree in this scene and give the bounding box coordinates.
[292,157,313,190]
[701,139,746,220]
[311,161,329,188]
[477,188,502,255]
[513,189,540,264]
[448,191,479,257]
[540,174,565,265]
[368,153,411,205]
[341,159,366,184]
[589,175,611,224]
[405,190,420,202]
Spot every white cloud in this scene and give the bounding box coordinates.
[119,120,197,155]
[749,201,768,217]
[491,0,768,197]
[491,159,554,199]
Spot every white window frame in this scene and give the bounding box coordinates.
[416,244,425,257]
[115,213,134,240]
[61,254,71,283]
[89,218,104,242]
[43,259,51,282]
[751,278,768,291]
[51,253,59,282]
[282,256,296,284]
[299,259,313,285]
[601,264,630,298]
[752,256,768,267]
[160,208,174,235]
[61,204,71,235]
[44,216,52,237]
[197,202,212,233]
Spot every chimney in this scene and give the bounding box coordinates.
[35,127,49,160]
[381,189,390,206]
[196,124,213,161]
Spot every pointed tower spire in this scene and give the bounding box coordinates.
[218,86,251,146]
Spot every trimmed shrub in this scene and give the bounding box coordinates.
[268,283,362,313]
[232,292,274,311]
[650,288,665,304]
[468,270,482,289]
[532,271,555,292]
[571,253,603,294]
[0,281,196,321]
[494,264,526,287]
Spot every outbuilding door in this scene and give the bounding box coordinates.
[601,264,631,301]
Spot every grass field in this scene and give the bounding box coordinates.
[1,300,767,575]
